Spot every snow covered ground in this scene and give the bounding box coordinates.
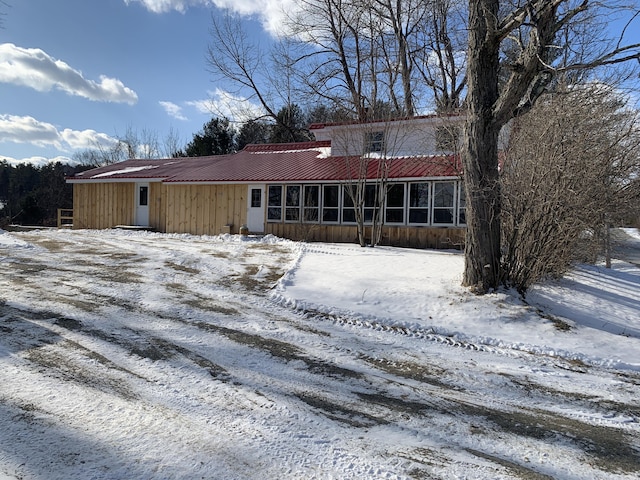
[1,227,639,479]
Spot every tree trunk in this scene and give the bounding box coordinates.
[462,0,502,292]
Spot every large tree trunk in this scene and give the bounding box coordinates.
[462,0,502,292]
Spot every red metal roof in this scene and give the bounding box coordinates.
[67,156,214,181]
[67,141,460,184]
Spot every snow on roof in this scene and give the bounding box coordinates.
[90,165,159,179]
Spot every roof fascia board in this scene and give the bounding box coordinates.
[66,177,166,184]
[163,176,460,186]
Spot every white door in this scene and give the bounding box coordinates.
[246,185,265,233]
[135,183,150,226]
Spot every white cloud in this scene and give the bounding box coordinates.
[0,114,118,153]
[124,0,297,36]
[166,90,266,123]
[60,128,119,151]
[203,88,267,122]
[0,43,138,104]
[185,98,213,115]
[159,101,188,121]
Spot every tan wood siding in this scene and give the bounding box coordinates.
[73,181,463,249]
[265,223,464,249]
[149,182,166,232]
[72,183,134,229]
[164,184,247,235]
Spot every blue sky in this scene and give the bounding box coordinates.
[1,1,638,166]
[0,0,282,166]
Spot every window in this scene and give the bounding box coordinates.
[363,184,381,223]
[251,188,262,208]
[267,180,465,227]
[342,185,357,223]
[409,183,430,224]
[385,183,405,223]
[458,184,466,225]
[322,185,339,222]
[433,182,455,224]
[303,185,320,222]
[285,185,300,221]
[364,131,385,153]
[267,185,282,221]
[435,125,461,152]
[138,186,148,207]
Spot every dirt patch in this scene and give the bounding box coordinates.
[151,338,230,381]
[24,342,138,400]
[192,320,363,379]
[8,261,48,275]
[465,448,556,480]
[164,261,200,274]
[456,401,640,474]
[296,392,388,427]
[361,356,454,389]
[29,239,75,252]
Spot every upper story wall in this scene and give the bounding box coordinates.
[310,115,465,158]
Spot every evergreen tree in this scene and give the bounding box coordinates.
[269,104,312,144]
[184,117,236,157]
[236,120,271,150]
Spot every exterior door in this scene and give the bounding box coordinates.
[135,183,150,226]
[246,185,265,233]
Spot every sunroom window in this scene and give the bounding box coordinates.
[285,185,300,221]
[458,185,466,225]
[322,185,339,222]
[409,183,430,224]
[342,185,357,223]
[267,185,282,221]
[433,181,455,224]
[303,185,320,222]
[385,183,405,224]
[363,184,381,223]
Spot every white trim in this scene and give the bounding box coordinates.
[66,178,165,184]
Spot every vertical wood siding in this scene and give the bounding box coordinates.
[164,184,247,235]
[73,181,463,249]
[149,182,165,232]
[264,223,464,249]
[72,183,135,229]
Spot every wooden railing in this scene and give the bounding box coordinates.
[57,208,74,228]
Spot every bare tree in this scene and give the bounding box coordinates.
[462,0,640,293]
[501,84,640,295]
[284,0,461,118]
[72,127,174,166]
[207,13,291,125]
[206,0,468,120]
[162,126,184,158]
[412,0,468,112]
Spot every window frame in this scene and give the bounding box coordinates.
[284,185,301,222]
[384,183,405,224]
[266,180,465,227]
[267,185,283,222]
[321,184,340,224]
[364,131,385,153]
[432,181,456,226]
[303,184,320,223]
[408,182,431,225]
[457,184,466,226]
[250,188,262,208]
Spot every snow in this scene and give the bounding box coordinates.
[90,165,159,178]
[1,227,639,479]
[275,241,640,370]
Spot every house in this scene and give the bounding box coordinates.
[67,115,466,249]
